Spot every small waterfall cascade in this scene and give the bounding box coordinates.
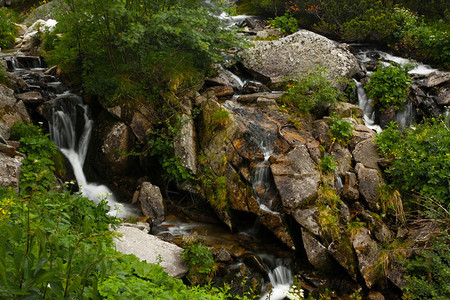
[260,265,295,300]
[354,79,382,133]
[252,138,276,213]
[49,93,127,216]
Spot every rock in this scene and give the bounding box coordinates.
[271,145,321,210]
[121,222,151,233]
[240,30,360,89]
[386,259,407,289]
[209,66,244,91]
[15,91,43,104]
[367,291,385,300]
[329,102,363,118]
[373,221,392,245]
[350,124,376,150]
[328,239,359,280]
[0,151,24,192]
[207,85,234,98]
[330,143,352,177]
[291,207,322,236]
[132,182,165,225]
[312,119,331,146]
[242,81,271,94]
[423,72,450,88]
[302,229,336,272]
[0,121,10,141]
[255,28,282,39]
[356,163,382,212]
[174,114,197,174]
[379,106,396,129]
[343,172,359,201]
[114,225,188,278]
[436,87,450,106]
[87,114,139,179]
[237,92,282,104]
[352,228,379,288]
[256,97,277,109]
[1,85,31,129]
[352,139,380,171]
[215,247,233,263]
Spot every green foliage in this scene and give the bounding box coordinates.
[404,233,450,299]
[0,124,229,299]
[147,119,194,183]
[317,187,343,244]
[375,119,450,207]
[197,155,229,211]
[365,64,412,112]
[212,107,230,128]
[269,14,299,34]
[181,239,217,286]
[319,155,337,174]
[280,67,341,116]
[10,122,58,194]
[0,64,11,87]
[327,113,353,146]
[0,8,17,49]
[390,7,450,67]
[45,0,246,108]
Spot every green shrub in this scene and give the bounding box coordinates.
[280,67,341,116]
[404,232,450,299]
[269,13,299,34]
[327,113,353,146]
[319,155,337,174]
[212,107,230,128]
[0,8,17,49]
[0,64,10,86]
[181,239,217,285]
[391,11,450,67]
[365,64,412,112]
[375,119,450,207]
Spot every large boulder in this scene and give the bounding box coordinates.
[240,30,360,89]
[352,228,379,288]
[0,151,24,191]
[0,85,31,128]
[271,145,321,210]
[302,229,336,272]
[356,163,382,212]
[87,112,139,179]
[352,139,381,171]
[114,225,188,278]
[132,182,165,225]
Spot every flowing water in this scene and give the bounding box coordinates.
[2,53,137,218]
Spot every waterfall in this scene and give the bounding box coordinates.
[49,93,125,216]
[354,80,382,133]
[252,139,275,213]
[260,265,294,300]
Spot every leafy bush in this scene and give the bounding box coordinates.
[0,8,17,49]
[280,67,341,116]
[319,155,337,174]
[390,8,450,67]
[375,119,450,207]
[327,113,354,146]
[10,122,59,194]
[404,233,450,299]
[212,107,230,128]
[45,0,246,110]
[365,64,412,112]
[181,239,217,285]
[269,14,299,34]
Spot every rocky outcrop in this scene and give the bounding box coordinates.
[356,163,382,212]
[0,151,24,191]
[132,182,165,225]
[302,229,336,272]
[240,30,360,89]
[114,224,188,278]
[0,85,31,128]
[87,112,140,179]
[271,145,321,210]
[353,228,380,288]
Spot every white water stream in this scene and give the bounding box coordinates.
[49,93,133,217]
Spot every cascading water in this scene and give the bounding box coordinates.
[260,265,294,300]
[252,139,276,213]
[49,93,126,216]
[354,79,382,133]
